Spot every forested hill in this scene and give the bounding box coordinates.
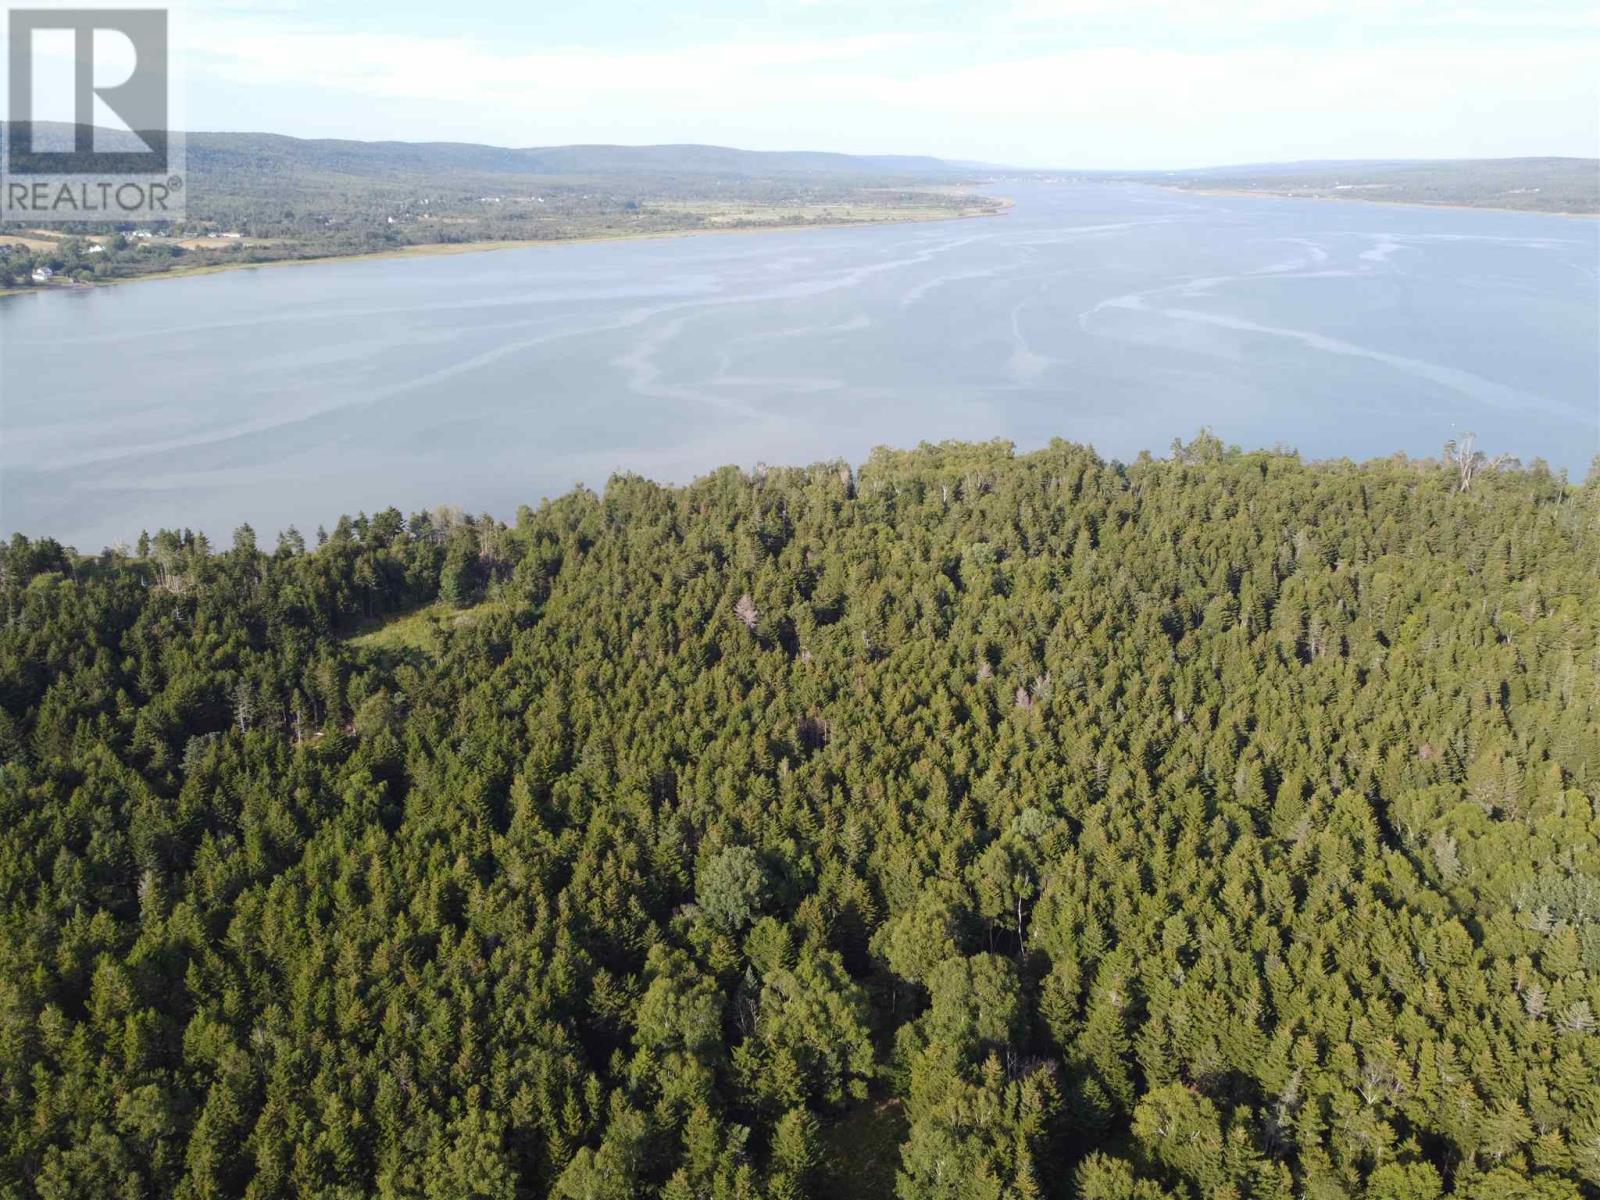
[4,124,965,182]
[184,132,961,182]
[2,436,1598,1199]
[1110,158,1600,214]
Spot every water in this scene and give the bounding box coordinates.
[3,182,1596,550]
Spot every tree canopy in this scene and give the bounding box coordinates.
[1,436,1596,1198]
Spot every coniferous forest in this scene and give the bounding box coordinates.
[2,435,1598,1200]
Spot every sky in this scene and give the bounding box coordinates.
[7,0,1599,168]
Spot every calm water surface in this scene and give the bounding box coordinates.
[3,182,1597,548]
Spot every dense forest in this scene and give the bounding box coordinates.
[1,435,1597,1199]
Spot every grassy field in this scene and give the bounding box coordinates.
[0,233,60,251]
[655,193,999,227]
[345,600,504,662]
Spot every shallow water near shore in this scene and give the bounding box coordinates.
[3,181,1596,549]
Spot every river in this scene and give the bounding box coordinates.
[3,181,1596,549]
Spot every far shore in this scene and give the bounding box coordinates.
[1150,182,1598,219]
[0,198,1009,298]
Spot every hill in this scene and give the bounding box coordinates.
[1108,157,1600,214]
[183,131,961,182]
[5,123,965,181]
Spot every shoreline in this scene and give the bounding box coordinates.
[0,199,1008,297]
[1147,182,1598,219]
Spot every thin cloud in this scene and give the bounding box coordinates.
[155,2,1600,164]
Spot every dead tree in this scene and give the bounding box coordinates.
[1444,433,1514,493]
[734,593,759,633]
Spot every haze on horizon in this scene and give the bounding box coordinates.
[6,0,1598,170]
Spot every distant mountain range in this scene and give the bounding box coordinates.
[187,132,971,181]
[6,124,1593,213]
[3,123,971,182]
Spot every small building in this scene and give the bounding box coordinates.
[31,266,53,282]
[86,244,105,254]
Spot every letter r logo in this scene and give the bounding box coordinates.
[7,9,168,174]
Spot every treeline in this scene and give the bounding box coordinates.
[1,436,1597,1199]
[0,235,202,290]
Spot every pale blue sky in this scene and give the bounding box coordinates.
[15,0,1600,166]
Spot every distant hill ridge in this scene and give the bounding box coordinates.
[7,123,1592,211]
[1104,156,1600,214]
[3,122,967,181]
[1150,156,1596,177]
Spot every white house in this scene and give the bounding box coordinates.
[31,266,53,282]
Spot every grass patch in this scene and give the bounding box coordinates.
[818,1099,906,1200]
[346,600,501,661]
[0,233,62,251]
